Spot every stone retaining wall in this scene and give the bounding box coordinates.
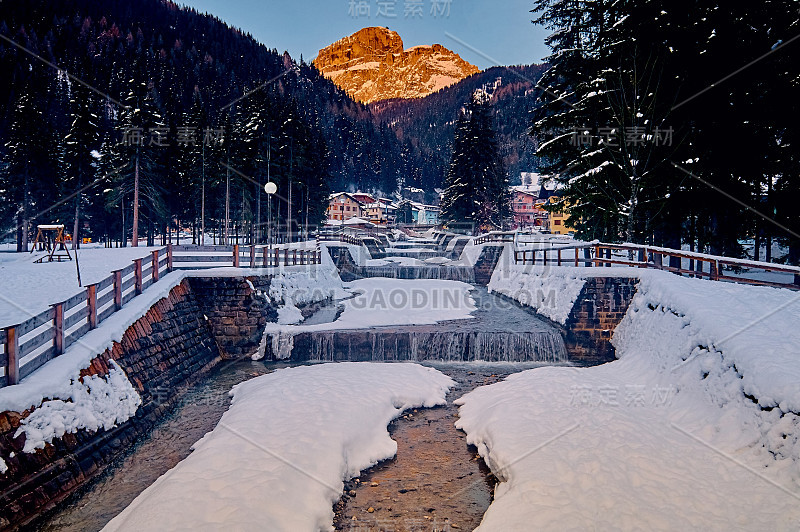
[0,279,224,529]
[562,277,638,365]
[188,277,276,359]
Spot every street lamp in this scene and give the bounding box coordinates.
[265,181,277,261]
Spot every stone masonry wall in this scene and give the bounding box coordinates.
[562,277,638,365]
[188,276,277,359]
[0,279,222,529]
[473,245,506,285]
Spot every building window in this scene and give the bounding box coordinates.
[554,220,562,225]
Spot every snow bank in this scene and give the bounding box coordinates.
[268,265,346,308]
[15,360,141,452]
[263,278,476,334]
[488,263,587,324]
[457,268,800,529]
[319,242,370,266]
[103,363,455,532]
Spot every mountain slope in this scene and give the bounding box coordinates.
[314,27,479,104]
[370,64,548,187]
[0,0,430,239]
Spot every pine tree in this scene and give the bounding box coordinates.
[441,90,509,232]
[105,76,167,247]
[1,87,51,251]
[61,84,101,249]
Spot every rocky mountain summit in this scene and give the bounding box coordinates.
[313,27,480,104]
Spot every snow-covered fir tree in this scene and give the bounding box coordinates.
[441,89,510,231]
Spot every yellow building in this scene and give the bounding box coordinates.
[548,196,572,235]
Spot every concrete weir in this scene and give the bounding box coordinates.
[278,288,569,364]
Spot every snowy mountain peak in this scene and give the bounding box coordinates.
[313,27,480,104]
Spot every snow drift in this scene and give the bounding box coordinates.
[459,266,800,529]
[103,362,454,531]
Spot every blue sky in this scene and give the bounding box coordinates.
[180,0,550,69]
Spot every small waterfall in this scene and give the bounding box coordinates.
[271,331,295,360]
[353,265,476,282]
[291,328,568,363]
[252,329,295,360]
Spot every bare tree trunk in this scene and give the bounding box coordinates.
[21,169,30,252]
[72,176,81,251]
[201,143,206,245]
[753,221,760,262]
[224,159,230,245]
[16,209,23,252]
[121,195,127,248]
[132,155,140,247]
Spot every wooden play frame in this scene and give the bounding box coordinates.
[31,224,73,262]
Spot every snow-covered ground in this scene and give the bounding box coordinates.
[459,264,800,529]
[0,245,162,328]
[103,363,454,532]
[0,242,323,328]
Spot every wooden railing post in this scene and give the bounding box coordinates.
[152,249,160,282]
[53,303,64,356]
[250,245,256,268]
[653,252,663,269]
[167,244,174,272]
[4,326,18,386]
[263,247,269,268]
[233,244,240,268]
[557,249,562,266]
[284,249,289,266]
[87,284,97,330]
[574,248,579,267]
[134,258,143,295]
[711,260,720,281]
[113,269,123,311]
[293,249,297,265]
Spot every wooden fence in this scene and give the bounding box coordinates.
[474,231,516,245]
[513,242,800,290]
[316,233,364,246]
[170,244,322,269]
[1,244,322,387]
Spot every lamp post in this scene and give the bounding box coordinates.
[265,182,277,261]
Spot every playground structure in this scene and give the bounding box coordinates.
[30,224,73,263]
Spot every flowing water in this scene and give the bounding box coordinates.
[352,265,476,282]
[31,359,292,532]
[333,362,559,532]
[33,288,568,531]
[288,288,568,363]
